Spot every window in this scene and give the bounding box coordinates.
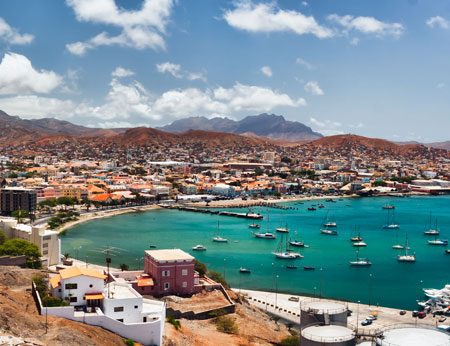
[58,289,61,292]
[43,235,51,241]
[182,281,187,288]
[162,270,170,277]
[65,283,77,289]
[164,282,170,290]
[43,243,48,248]
[89,284,93,288]
[70,297,77,303]
[114,306,124,312]
[182,269,188,276]
[134,305,138,309]
[117,319,124,322]
[43,250,48,255]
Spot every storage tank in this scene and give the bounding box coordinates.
[301,300,348,327]
[375,325,450,346]
[301,324,356,346]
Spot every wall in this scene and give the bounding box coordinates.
[0,255,26,267]
[58,275,104,305]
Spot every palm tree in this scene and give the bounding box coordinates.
[118,264,129,271]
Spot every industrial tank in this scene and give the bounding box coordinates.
[375,325,450,346]
[301,300,349,327]
[301,324,356,346]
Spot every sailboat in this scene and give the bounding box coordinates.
[382,209,399,229]
[212,220,228,242]
[351,225,366,246]
[276,215,289,233]
[350,225,362,242]
[349,247,371,266]
[398,236,415,262]
[428,235,448,246]
[289,230,309,247]
[323,211,337,228]
[252,213,276,239]
[424,212,440,236]
[272,233,303,259]
[392,229,404,249]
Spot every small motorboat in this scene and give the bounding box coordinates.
[353,241,367,247]
[248,223,261,229]
[149,245,157,248]
[350,236,362,242]
[308,207,316,211]
[286,265,297,269]
[304,266,315,270]
[318,204,325,208]
[192,244,207,251]
[321,229,338,235]
[252,231,276,239]
[289,240,309,247]
[239,267,251,273]
[445,249,450,254]
[382,205,395,210]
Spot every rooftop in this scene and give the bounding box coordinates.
[145,249,194,262]
[59,266,107,280]
[104,283,140,299]
[378,326,450,346]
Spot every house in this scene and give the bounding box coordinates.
[44,266,165,346]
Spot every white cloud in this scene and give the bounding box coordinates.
[156,62,207,82]
[0,17,34,45]
[328,14,404,37]
[302,2,308,7]
[426,16,450,29]
[156,62,182,78]
[223,1,334,39]
[296,58,313,70]
[66,0,174,55]
[261,66,272,77]
[350,37,360,45]
[309,117,343,136]
[112,66,135,78]
[436,82,446,89]
[304,81,324,95]
[0,53,62,95]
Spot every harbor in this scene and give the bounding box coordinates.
[61,195,450,311]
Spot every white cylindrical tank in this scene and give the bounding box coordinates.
[301,324,356,346]
[301,300,348,327]
[376,326,450,346]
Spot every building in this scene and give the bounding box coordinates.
[144,249,195,296]
[0,217,60,266]
[44,266,165,345]
[263,152,276,162]
[0,187,37,216]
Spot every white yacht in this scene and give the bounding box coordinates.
[349,247,371,266]
[398,236,415,262]
[252,231,276,239]
[212,221,228,242]
[192,244,207,251]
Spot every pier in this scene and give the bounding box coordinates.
[163,205,264,219]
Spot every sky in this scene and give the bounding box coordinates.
[0,0,450,142]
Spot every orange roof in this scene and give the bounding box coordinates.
[89,193,112,202]
[137,278,154,287]
[49,275,61,289]
[85,293,104,300]
[88,185,106,193]
[59,266,106,280]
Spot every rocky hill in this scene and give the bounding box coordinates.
[157,113,323,142]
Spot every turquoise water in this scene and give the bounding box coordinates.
[61,196,450,310]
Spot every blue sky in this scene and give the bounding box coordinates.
[0,0,450,142]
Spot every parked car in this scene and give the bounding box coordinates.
[437,325,450,332]
[412,310,420,317]
[361,319,373,326]
[399,310,406,315]
[418,311,427,319]
[438,317,447,323]
[367,315,377,321]
[288,296,299,302]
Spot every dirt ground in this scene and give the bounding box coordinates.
[164,289,231,314]
[163,296,294,346]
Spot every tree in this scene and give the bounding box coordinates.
[0,229,6,245]
[11,209,29,223]
[194,259,207,276]
[8,173,18,178]
[0,239,42,268]
[207,270,228,288]
[56,197,73,210]
[118,263,129,271]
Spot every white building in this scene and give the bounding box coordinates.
[0,217,60,266]
[45,266,165,346]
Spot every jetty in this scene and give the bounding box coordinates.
[162,205,264,219]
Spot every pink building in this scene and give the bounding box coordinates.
[144,249,195,296]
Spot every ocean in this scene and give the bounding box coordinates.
[61,195,450,310]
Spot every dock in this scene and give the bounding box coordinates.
[162,205,264,219]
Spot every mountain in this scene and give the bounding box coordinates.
[425,141,450,151]
[157,113,323,142]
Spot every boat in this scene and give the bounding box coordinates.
[428,237,448,245]
[446,249,450,254]
[398,236,416,262]
[350,226,362,241]
[307,207,316,211]
[320,228,338,235]
[352,226,366,246]
[272,233,303,259]
[212,221,228,242]
[382,209,400,229]
[323,211,337,228]
[289,230,309,247]
[304,266,315,270]
[149,245,157,248]
[350,247,371,266]
[248,223,261,229]
[392,229,404,249]
[382,204,395,210]
[286,265,297,269]
[353,240,367,247]
[192,244,207,251]
[252,231,276,239]
[239,267,251,273]
[276,215,289,233]
[424,212,440,235]
[318,203,325,208]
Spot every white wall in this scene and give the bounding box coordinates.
[103,295,142,323]
[59,275,104,305]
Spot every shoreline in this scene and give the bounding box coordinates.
[56,204,161,233]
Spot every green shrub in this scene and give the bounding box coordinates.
[32,274,48,298]
[42,296,69,307]
[0,239,42,268]
[278,335,300,346]
[166,315,181,330]
[207,270,228,287]
[215,316,238,334]
[194,259,207,276]
[124,339,135,346]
